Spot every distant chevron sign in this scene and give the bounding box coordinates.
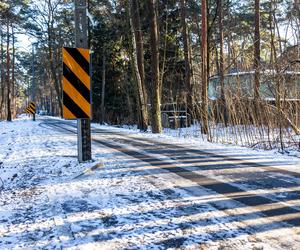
[62,47,91,119]
[25,102,36,114]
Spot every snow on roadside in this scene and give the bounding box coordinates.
[91,122,300,167]
[0,116,89,249]
[0,116,299,249]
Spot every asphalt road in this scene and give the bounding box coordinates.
[41,118,300,245]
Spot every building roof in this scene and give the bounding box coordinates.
[210,70,300,80]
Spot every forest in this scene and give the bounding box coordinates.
[1,0,300,153]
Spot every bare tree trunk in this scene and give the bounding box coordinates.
[129,0,148,131]
[49,47,62,116]
[227,34,232,68]
[217,0,228,126]
[254,0,261,103]
[149,0,162,133]
[6,19,11,122]
[100,50,106,124]
[215,43,220,74]
[294,0,300,43]
[201,0,209,136]
[12,25,16,118]
[50,85,54,116]
[0,27,4,118]
[180,0,193,122]
[132,0,148,107]
[272,1,283,55]
[269,1,283,148]
[160,3,169,93]
[270,1,300,138]
[48,18,62,117]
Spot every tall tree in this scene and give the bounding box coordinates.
[217,0,227,126]
[180,0,193,121]
[26,0,73,117]
[0,0,30,119]
[254,0,261,102]
[148,0,162,133]
[201,0,209,135]
[0,25,4,117]
[100,47,106,124]
[129,0,148,131]
[11,24,15,118]
[6,17,11,121]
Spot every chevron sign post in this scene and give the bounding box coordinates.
[25,102,36,121]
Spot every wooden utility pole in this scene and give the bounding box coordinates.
[201,0,209,135]
[75,0,91,162]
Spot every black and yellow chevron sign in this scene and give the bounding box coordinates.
[25,102,36,114]
[62,47,91,119]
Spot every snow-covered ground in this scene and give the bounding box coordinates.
[93,122,300,165]
[1,115,300,249]
[117,122,300,158]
